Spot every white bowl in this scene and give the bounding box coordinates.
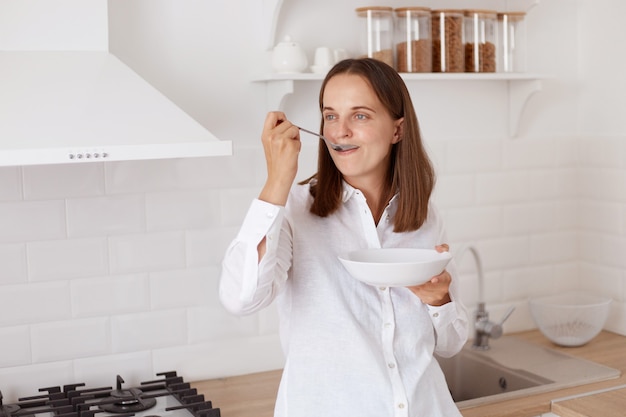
[529,292,612,347]
[338,248,452,287]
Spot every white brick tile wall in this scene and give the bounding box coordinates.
[67,194,146,237]
[27,237,108,281]
[219,188,262,227]
[108,231,186,274]
[146,189,221,231]
[186,227,237,267]
[0,282,71,326]
[445,207,502,241]
[0,167,22,201]
[152,335,284,380]
[31,318,110,363]
[0,200,66,243]
[0,243,27,284]
[0,326,31,368]
[432,174,475,209]
[476,171,530,205]
[0,361,73,402]
[73,351,153,388]
[111,309,187,353]
[187,305,259,343]
[443,139,502,174]
[71,273,150,317]
[150,267,217,310]
[22,164,105,200]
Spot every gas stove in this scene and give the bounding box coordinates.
[0,372,220,417]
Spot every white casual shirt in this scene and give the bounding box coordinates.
[220,182,469,417]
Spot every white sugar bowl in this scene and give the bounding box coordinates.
[272,36,308,73]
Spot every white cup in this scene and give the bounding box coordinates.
[314,47,335,68]
[334,48,349,63]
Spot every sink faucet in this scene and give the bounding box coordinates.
[456,245,515,350]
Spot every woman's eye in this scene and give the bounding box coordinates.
[324,114,335,121]
[355,114,367,120]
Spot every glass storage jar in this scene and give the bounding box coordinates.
[355,6,394,68]
[497,11,527,72]
[464,9,497,72]
[394,7,432,73]
[431,9,464,73]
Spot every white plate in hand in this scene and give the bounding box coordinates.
[338,248,452,287]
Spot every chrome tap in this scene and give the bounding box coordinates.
[455,245,515,350]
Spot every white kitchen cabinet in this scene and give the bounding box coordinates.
[255,0,546,137]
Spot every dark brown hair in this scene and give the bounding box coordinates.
[301,58,435,232]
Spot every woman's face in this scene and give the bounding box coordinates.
[321,73,403,189]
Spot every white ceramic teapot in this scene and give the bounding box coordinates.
[272,36,308,73]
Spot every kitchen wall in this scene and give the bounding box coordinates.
[0,0,624,399]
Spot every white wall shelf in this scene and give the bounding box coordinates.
[255,74,544,137]
[258,0,544,137]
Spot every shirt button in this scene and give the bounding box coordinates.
[379,286,387,291]
[388,363,396,369]
[398,403,405,409]
[432,312,439,318]
[384,322,392,328]
[266,211,274,218]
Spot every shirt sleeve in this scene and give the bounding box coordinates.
[219,198,292,316]
[426,202,470,357]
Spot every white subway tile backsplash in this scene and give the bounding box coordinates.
[501,265,556,301]
[71,274,150,317]
[150,267,217,310]
[22,164,105,200]
[152,335,284,381]
[479,237,531,270]
[530,232,578,264]
[0,167,22,201]
[73,351,153,388]
[27,238,107,281]
[0,361,73,402]
[578,167,625,202]
[579,263,623,301]
[186,227,237,267]
[443,139,502,174]
[579,201,622,233]
[111,309,187,353]
[0,200,66,243]
[187,305,259,343]
[0,243,27,284]
[105,160,182,194]
[31,318,110,363]
[219,188,261,227]
[503,137,557,169]
[0,326,31,368]
[432,174,475,209]
[476,171,530,205]
[445,207,502,241]
[502,203,558,235]
[146,189,220,231]
[0,282,71,326]
[108,231,186,274]
[67,195,146,237]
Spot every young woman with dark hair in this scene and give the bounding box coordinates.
[220,58,468,416]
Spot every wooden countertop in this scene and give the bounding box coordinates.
[192,330,626,417]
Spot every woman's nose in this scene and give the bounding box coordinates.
[327,120,351,139]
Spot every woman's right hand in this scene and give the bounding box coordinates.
[258,111,302,206]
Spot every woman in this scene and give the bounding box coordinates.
[220,58,468,416]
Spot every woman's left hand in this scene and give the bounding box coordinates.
[407,244,452,306]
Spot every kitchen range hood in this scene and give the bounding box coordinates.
[0,1,232,167]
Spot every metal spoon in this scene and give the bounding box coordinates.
[295,125,359,151]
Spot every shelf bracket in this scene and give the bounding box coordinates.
[508,79,542,137]
[266,79,294,110]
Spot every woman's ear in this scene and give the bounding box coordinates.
[392,118,405,144]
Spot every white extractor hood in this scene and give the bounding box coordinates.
[0,0,232,167]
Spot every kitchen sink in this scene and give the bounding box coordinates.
[435,335,621,408]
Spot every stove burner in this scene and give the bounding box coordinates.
[0,405,20,416]
[98,377,156,413]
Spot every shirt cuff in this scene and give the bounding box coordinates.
[237,199,283,244]
[426,301,458,327]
